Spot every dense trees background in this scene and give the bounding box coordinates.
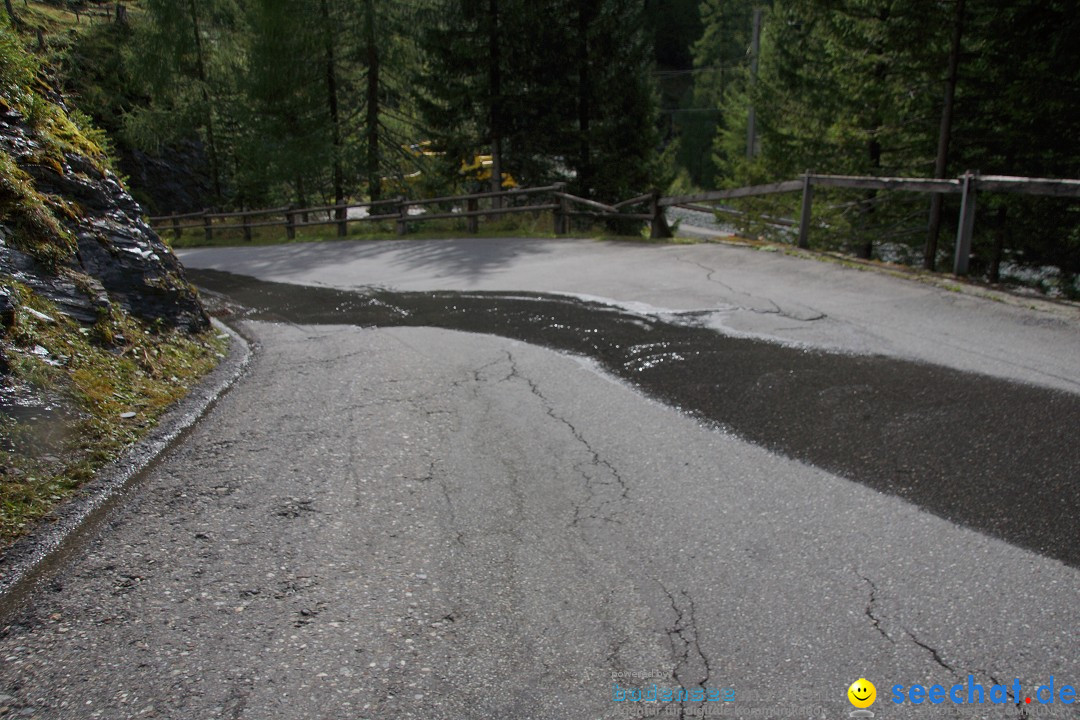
[684,0,1079,288]
[64,0,663,209]
[33,0,1080,291]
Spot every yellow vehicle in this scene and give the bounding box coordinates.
[380,142,440,193]
[408,141,442,160]
[384,142,517,193]
[459,154,518,189]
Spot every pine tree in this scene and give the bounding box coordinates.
[951,0,1080,284]
[419,0,662,200]
[240,0,334,207]
[685,0,756,188]
[416,0,518,192]
[711,1,950,255]
[125,0,245,205]
[575,0,663,200]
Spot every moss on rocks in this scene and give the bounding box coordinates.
[0,17,219,548]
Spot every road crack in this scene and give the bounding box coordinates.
[421,459,466,548]
[659,582,712,719]
[904,628,955,673]
[857,574,1012,702]
[674,254,827,322]
[500,351,629,525]
[858,575,894,644]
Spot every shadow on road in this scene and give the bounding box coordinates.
[182,237,560,285]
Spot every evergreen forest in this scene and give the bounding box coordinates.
[5,0,1079,291]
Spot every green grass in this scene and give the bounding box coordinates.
[0,9,229,547]
[16,1,140,44]
[0,282,227,545]
[0,143,78,267]
[165,210,572,249]
[161,209,709,249]
[0,16,115,268]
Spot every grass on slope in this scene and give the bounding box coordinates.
[1,284,227,544]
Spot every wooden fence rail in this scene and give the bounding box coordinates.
[661,171,1080,275]
[150,172,1080,276]
[149,185,567,242]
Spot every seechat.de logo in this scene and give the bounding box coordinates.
[848,678,877,718]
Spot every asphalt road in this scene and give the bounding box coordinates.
[0,238,1077,719]
[179,237,1080,393]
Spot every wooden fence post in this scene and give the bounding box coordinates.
[952,170,977,275]
[554,185,569,235]
[336,206,347,238]
[396,197,408,236]
[242,211,252,242]
[202,210,212,243]
[285,206,296,240]
[650,190,672,239]
[797,171,813,249]
[467,196,479,234]
[171,212,181,242]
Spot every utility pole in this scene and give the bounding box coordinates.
[745,7,763,161]
[925,0,965,270]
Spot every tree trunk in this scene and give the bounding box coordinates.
[745,7,762,160]
[321,0,345,231]
[3,0,20,29]
[859,6,889,260]
[364,0,381,203]
[296,175,308,222]
[925,0,966,270]
[488,0,502,205]
[188,0,222,203]
[859,135,881,259]
[575,0,593,197]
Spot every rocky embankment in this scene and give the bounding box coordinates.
[0,99,207,333]
[0,63,217,545]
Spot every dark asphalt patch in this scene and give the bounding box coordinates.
[190,268,1080,568]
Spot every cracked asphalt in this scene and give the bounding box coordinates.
[179,237,1080,393]
[0,238,1077,719]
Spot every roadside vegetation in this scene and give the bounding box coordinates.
[1,286,226,543]
[25,0,1071,297]
[679,0,1080,297]
[160,210,687,250]
[1,12,225,547]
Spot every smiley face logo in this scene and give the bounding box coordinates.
[848,678,876,708]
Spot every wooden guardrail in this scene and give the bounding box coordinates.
[660,172,1080,275]
[150,172,1080,276]
[149,183,668,244]
[149,185,565,243]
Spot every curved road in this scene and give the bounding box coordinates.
[0,238,1077,719]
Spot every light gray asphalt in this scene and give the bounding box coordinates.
[1,323,1077,718]
[1,239,1077,719]
[178,237,1080,394]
